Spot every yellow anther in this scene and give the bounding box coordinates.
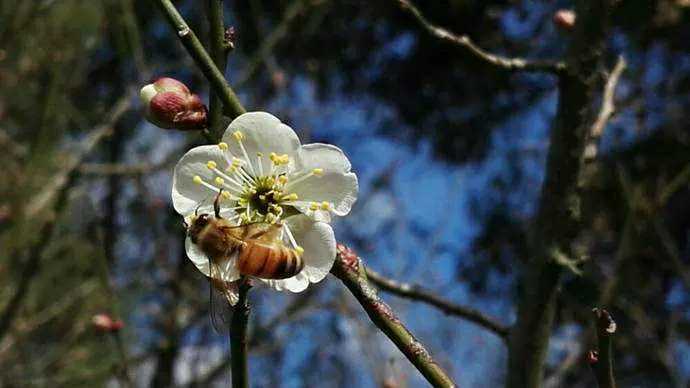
[295,246,305,255]
[206,160,217,169]
[265,213,276,223]
[279,154,290,165]
[278,175,288,185]
[218,142,229,151]
[266,177,275,187]
[256,152,263,158]
[309,202,319,211]
[284,193,299,201]
[320,201,331,210]
[221,191,231,200]
[269,152,277,160]
[193,176,203,185]
[231,158,242,167]
[232,131,244,141]
[214,177,225,186]
[312,168,323,176]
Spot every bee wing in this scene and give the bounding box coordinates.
[208,259,237,334]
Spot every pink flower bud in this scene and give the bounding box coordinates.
[139,77,208,130]
[111,320,125,331]
[553,10,576,29]
[91,314,114,332]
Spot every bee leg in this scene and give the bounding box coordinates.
[214,189,223,219]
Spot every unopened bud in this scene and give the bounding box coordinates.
[91,314,125,332]
[139,77,208,130]
[110,320,125,331]
[224,26,237,51]
[553,10,576,29]
[91,314,114,332]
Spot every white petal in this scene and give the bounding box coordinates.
[221,112,301,174]
[184,236,240,282]
[291,143,359,217]
[286,215,336,284]
[261,272,310,293]
[172,145,228,217]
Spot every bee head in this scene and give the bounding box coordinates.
[187,213,211,244]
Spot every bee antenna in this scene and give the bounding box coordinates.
[195,203,202,216]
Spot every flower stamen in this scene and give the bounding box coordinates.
[285,168,323,189]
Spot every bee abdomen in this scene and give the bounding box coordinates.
[237,243,304,280]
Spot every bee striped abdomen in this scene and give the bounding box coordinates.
[237,242,304,279]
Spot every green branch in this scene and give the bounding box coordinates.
[155,0,245,119]
[204,0,229,136]
[331,245,457,388]
[230,279,251,388]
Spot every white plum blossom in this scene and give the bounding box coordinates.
[172,112,358,293]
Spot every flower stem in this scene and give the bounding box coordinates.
[204,0,229,136]
[331,245,457,387]
[155,0,246,119]
[230,278,251,388]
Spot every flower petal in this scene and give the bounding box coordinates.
[261,272,310,293]
[290,143,358,217]
[184,236,240,282]
[172,145,228,217]
[286,214,336,283]
[221,112,301,174]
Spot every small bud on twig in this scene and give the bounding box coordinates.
[224,26,237,52]
[139,77,208,130]
[91,314,125,332]
[553,10,576,29]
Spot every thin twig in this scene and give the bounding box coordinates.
[0,98,130,341]
[508,1,618,386]
[365,267,510,341]
[331,245,457,387]
[204,0,229,136]
[589,308,617,388]
[230,278,251,388]
[155,0,246,119]
[584,56,627,163]
[395,0,565,74]
[236,0,308,86]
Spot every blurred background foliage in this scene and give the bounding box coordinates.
[1,0,690,386]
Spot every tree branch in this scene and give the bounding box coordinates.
[331,245,457,388]
[507,1,617,387]
[588,308,617,388]
[204,0,229,136]
[394,0,566,74]
[155,0,246,119]
[584,56,627,163]
[230,278,251,388]
[365,266,510,341]
[0,97,131,341]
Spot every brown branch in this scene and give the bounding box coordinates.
[331,245,457,387]
[365,267,510,341]
[588,308,617,388]
[0,97,131,341]
[507,1,618,387]
[394,0,565,74]
[584,56,627,163]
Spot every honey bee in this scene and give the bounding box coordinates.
[187,191,305,281]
